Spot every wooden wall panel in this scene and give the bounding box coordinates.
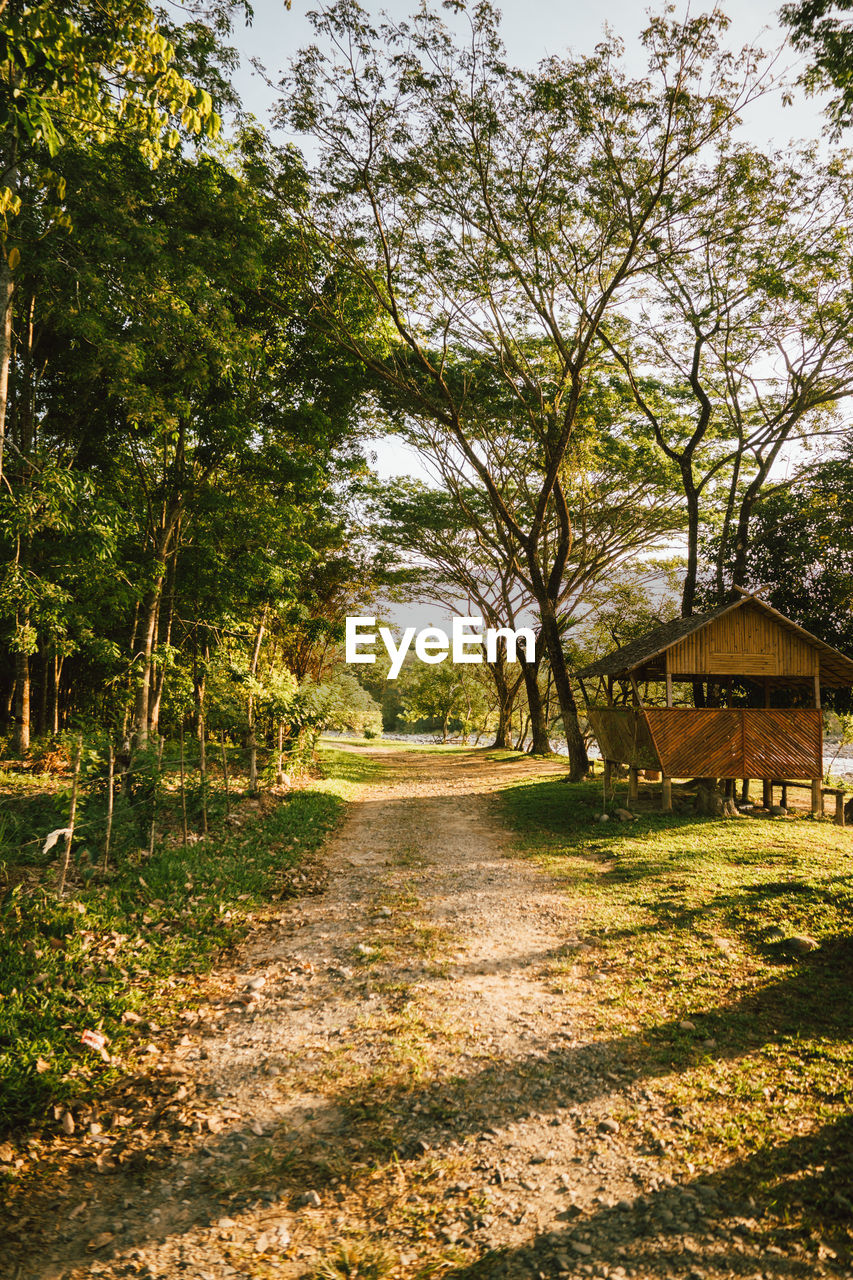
[641,708,822,779]
[743,710,821,777]
[666,605,815,678]
[644,709,744,777]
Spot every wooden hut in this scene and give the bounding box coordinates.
[576,592,853,815]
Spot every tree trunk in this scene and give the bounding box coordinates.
[488,660,514,749]
[149,554,177,738]
[0,219,15,486]
[680,483,701,617]
[133,573,165,747]
[37,640,48,737]
[538,607,588,778]
[12,645,29,755]
[522,649,550,754]
[52,654,63,735]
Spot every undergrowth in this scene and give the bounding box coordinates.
[0,745,384,1133]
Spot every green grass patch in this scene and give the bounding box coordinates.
[0,744,385,1135]
[498,772,853,1183]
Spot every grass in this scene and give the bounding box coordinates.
[498,770,853,1232]
[0,744,386,1135]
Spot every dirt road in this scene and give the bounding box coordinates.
[10,747,844,1280]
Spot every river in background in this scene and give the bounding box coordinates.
[330,731,853,782]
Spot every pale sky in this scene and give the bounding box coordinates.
[231,0,830,145]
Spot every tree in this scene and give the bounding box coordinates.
[743,446,853,706]
[0,0,228,482]
[280,1,771,778]
[781,0,853,133]
[601,144,853,619]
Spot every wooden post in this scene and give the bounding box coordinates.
[102,741,115,874]
[148,735,164,856]
[662,776,672,812]
[179,721,188,852]
[276,720,285,785]
[763,779,772,808]
[629,766,639,804]
[811,778,823,817]
[603,759,613,797]
[834,789,846,827]
[741,778,750,803]
[665,672,674,708]
[780,782,788,807]
[198,711,208,835]
[220,730,231,817]
[57,734,83,897]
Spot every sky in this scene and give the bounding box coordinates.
[230,0,829,145]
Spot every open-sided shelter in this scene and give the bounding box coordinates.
[576,591,853,814]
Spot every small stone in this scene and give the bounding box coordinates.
[702,1037,717,1048]
[246,975,266,991]
[764,926,785,942]
[613,808,635,822]
[597,813,610,823]
[599,1118,620,1135]
[377,906,392,917]
[769,804,788,816]
[61,1111,75,1135]
[0,1142,15,1162]
[297,1190,321,1208]
[678,1020,696,1032]
[784,934,819,954]
[571,1241,593,1255]
[87,1232,115,1252]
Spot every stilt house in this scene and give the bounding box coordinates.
[576,592,853,814]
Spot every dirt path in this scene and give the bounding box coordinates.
[9,747,844,1280]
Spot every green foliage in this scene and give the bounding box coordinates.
[321,672,383,738]
[782,0,853,133]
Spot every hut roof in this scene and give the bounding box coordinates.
[576,594,853,687]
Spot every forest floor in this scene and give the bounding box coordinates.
[3,743,853,1280]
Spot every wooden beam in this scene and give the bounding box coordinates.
[811,778,823,817]
[630,674,643,707]
[763,778,772,808]
[662,775,672,812]
[665,673,673,707]
[629,767,639,804]
[604,759,613,797]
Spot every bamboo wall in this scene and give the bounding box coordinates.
[588,707,822,779]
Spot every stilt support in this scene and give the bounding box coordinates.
[628,767,639,805]
[662,775,672,813]
[763,779,772,809]
[811,778,823,817]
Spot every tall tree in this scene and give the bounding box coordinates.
[280,1,770,778]
[600,144,853,617]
